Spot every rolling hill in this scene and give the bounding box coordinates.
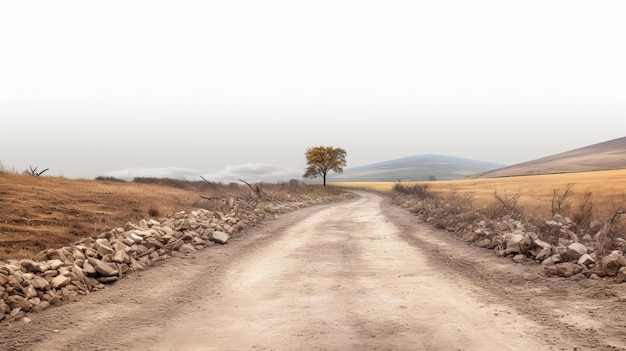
[472,136,626,178]
[327,154,506,182]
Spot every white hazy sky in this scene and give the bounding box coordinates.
[1,1,625,181]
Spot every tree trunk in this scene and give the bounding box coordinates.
[323,173,327,186]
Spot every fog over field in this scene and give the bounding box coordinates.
[1,1,625,181]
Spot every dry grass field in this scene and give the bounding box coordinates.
[334,168,626,222]
[0,173,332,263]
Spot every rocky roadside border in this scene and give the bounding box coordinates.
[0,193,349,323]
[393,194,626,283]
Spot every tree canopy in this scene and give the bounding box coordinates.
[303,146,347,186]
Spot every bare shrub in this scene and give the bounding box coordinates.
[571,191,594,229]
[482,189,522,218]
[95,176,127,182]
[0,160,15,174]
[442,191,474,215]
[595,208,626,258]
[133,177,189,189]
[392,181,413,194]
[551,183,574,217]
[148,206,160,217]
[24,165,49,176]
[393,182,434,199]
[549,184,594,231]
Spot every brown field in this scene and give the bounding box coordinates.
[333,168,626,222]
[0,173,332,263]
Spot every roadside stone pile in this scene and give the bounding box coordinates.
[0,194,340,321]
[395,196,626,282]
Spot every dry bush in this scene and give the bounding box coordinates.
[594,209,626,258]
[480,189,523,219]
[148,206,161,217]
[551,183,574,217]
[95,176,127,183]
[441,191,474,215]
[393,182,435,199]
[0,160,16,174]
[570,191,594,229]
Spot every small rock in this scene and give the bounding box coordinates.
[50,275,71,289]
[600,251,626,277]
[589,221,603,230]
[82,261,97,275]
[130,233,144,243]
[96,276,119,284]
[179,244,196,254]
[96,240,115,257]
[47,259,65,270]
[112,250,130,264]
[6,295,32,312]
[475,237,491,248]
[534,239,551,250]
[87,258,119,277]
[192,236,206,245]
[20,259,45,273]
[542,254,562,266]
[534,247,553,262]
[210,231,230,245]
[512,254,527,263]
[577,254,595,268]
[562,243,588,262]
[615,267,626,283]
[143,237,164,249]
[0,299,10,314]
[22,284,38,299]
[545,262,583,277]
[139,219,149,229]
[463,231,482,242]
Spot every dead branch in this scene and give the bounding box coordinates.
[25,165,49,176]
[608,209,626,225]
[199,175,216,186]
[551,183,574,216]
[239,179,264,199]
[494,189,521,217]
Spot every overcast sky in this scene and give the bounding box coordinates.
[1,1,625,181]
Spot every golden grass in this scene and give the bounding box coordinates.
[0,174,201,261]
[0,174,339,262]
[332,182,397,193]
[334,169,626,221]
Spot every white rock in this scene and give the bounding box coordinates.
[578,254,595,268]
[568,243,588,255]
[50,275,71,289]
[210,231,230,245]
[47,259,65,270]
[129,233,144,244]
[179,244,196,254]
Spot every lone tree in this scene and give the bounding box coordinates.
[303,146,347,186]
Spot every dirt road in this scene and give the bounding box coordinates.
[3,192,626,350]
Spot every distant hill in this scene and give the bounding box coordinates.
[327,154,506,182]
[472,136,626,178]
